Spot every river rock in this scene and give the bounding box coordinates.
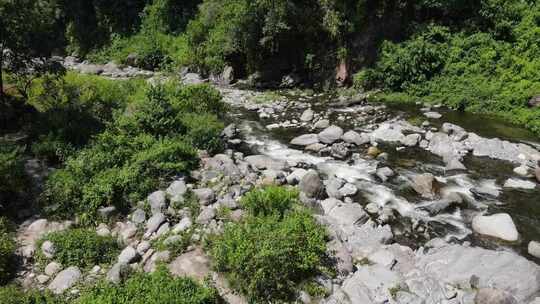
[403,134,421,147]
[342,265,402,303]
[48,266,81,294]
[286,168,308,185]
[314,119,330,129]
[327,240,353,275]
[130,209,146,224]
[305,143,326,152]
[145,213,166,237]
[45,262,62,277]
[474,288,517,304]
[528,241,540,258]
[370,124,405,143]
[513,165,530,177]
[147,190,167,215]
[328,203,367,226]
[503,178,536,189]
[424,112,442,119]
[367,146,381,157]
[318,126,344,144]
[166,180,187,198]
[412,243,539,302]
[411,173,441,199]
[465,133,540,164]
[472,213,519,241]
[300,109,315,122]
[376,167,395,182]
[326,178,345,199]
[196,207,216,224]
[106,262,130,284]
[442,123,467,141]
[330,142,350,159]
[291,134,320,146]
[299,170,324,198]
[118,246,139,264]
[41,241,56,259]
[342,131,369,146]
[339,183,357,197]
[193,188,215,205]
[172,217,193,233]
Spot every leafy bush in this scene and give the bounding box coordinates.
[37,228,119,269]
[240,186,299,218]
[42,82,224,222]
[0,218,16,285]
[365,2,540,135]
[180,114,224,154]
[0,285,63,304]
[210,209,327,302]
[76,267,221,304]
[27,73,143,163]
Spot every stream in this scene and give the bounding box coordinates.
[220,87,540,263]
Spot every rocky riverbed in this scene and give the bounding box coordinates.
[13,60,540,303]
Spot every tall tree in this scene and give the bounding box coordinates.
[0,0,64,100]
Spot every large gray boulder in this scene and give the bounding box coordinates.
[412,244,540,302]
[529,241,540,258]
[472,213,519,241]
[48,266,82,294]
[318,126,344,144]
[299,170,324,198]
[166,180,187,198]
[342,131,369,146]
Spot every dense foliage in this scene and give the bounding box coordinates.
[0,142,28,213]
[0,218,16,285]
[355,1,540,134]
[37,228,119,269]
[0,285,63,304]
[41,76,225,222]
[76,267,221,304]
[240,185,299,218]
[211,187,327,302]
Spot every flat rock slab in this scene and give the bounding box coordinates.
[472,213,519,241]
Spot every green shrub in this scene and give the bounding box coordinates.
[37,228,119,269]
[210,210,327,302]
[76,267,221,304]
[0,218,16,285]
[181,114,224,154]
[0,285,63,304]
[240,186,299,218]
[0,142,28,214]
[42,82,223,222]
[27,72,145,162]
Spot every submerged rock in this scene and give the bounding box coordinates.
[472,213,519,242]
[503,178,536,190]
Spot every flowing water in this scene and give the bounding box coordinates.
[225,89,540,262]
